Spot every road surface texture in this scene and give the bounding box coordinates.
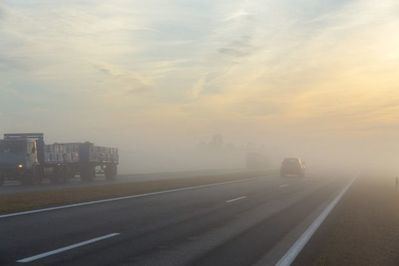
[294,174,399,266]
[0,173,351,266]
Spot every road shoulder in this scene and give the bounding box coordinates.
[294,175,399,266]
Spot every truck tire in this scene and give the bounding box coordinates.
[67,167,75,180]
[50,174,58,184]
[50,170,59,184]
[104,166,111,180]
[0,173,4,186]
[50,166,66,184]
[81,165,95,182]
[105,164,117,180]
[21,175,33,185]
[37,166,44,183]
[59,167,67,184]
[21,168,40,185]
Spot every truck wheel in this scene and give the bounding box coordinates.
[81,166,95,182]
[104,165,112,180]
[105,164,117,180]
[104,166,111,180]
[21,175,33,185]
[21,170,39,185]
[112,165,117,179]
[50,168,60,184]
[33,166,43,184]
[51,167,66,184]
[0,173,4,186]
[67,167,75,180]
[59,167,68,184]
[50,175,58,184]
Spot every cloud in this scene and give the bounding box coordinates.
[223,10,253,22]
[0,0,398,148]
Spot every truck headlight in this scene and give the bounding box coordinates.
[17,164,23,168]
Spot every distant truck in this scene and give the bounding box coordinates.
[246,152,267,170]
[0,133,118,186]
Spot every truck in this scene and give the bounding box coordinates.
[0,133,118,186]
[246,152,267,170]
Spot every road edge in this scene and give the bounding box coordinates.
[276,177,357,266]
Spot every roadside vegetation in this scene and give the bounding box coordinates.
[294,175,399,265]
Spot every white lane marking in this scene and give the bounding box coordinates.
[226,196,247,203]
[17,233,120,263]
[279,184,289,188]
[0,177,257,219]
[276,177,356,266]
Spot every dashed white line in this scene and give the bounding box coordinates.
[17,233,120,263]
[0,177,257,219]
[276,177,356,266]
[226,196,247,203]
[279,184,289,188]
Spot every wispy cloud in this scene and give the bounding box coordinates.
[0,0,398,147]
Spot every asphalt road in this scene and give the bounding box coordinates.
[0,173,351,266]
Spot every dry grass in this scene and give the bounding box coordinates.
[0,170,270,214]
[294,175,399,266]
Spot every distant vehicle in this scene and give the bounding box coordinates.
[246,152,267,170]
[280,157,306,177]
[0,133,118,186]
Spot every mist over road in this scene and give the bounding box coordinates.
[0,172,351,266]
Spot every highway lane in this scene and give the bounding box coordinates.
[0,173,350,266]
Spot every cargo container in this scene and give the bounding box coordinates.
[0,133,118,185]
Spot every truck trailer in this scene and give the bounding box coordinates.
[0,133,118,185]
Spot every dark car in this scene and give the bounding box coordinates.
[280,158,306,177]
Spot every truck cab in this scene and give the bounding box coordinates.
[0,138,38,168]
[0,134,42,185]
[0,133,118,186]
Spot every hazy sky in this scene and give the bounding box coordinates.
[1,0,399,168]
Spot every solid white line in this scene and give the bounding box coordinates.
[0,177,257,219]
[276,177,356,266]
[226,196,247,203]
[17,233,120,263]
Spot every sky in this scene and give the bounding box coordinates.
[1,0,399,172]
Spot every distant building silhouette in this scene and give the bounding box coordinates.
[209,134,224,149]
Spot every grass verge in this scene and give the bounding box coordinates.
[294,175,399,266]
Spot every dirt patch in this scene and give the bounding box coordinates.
[294,175,399,266]
[0,171,271,214]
